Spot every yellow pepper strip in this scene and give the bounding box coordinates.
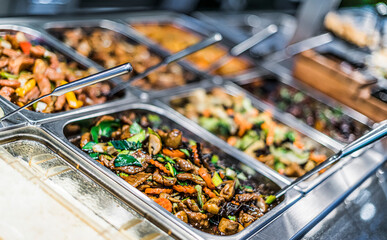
[15,79,36,98]
[61,80,83,109]
[65,91,83,109]
[16,102,24,107]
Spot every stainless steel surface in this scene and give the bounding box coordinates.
[253,149,385,240]
[288,0,340,45]
[194,11,297,57]
[276,122,387,198]
[263,33,333,65]
[0,63,132,123]
[109,33,222,96]
[0,125,173,240]
[37,99,299,240]
[205,24,277,74]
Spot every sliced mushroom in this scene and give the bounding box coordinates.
[220,180,236,201]
[148,133,162,155]
[175,211,188,223]
[218,218,242,235]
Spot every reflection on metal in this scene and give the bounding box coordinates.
[360,202,376,221]
[45,165,71,178]
[119,219,144,231]
[140,233,162,240]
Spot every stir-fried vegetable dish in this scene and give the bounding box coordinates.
[0,31,112,113]
[50,27,195,90]
[241,78,370,143]
[70,112,280,235]
[171,88,332,177]
[132,23,251,76]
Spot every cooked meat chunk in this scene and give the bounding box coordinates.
[176,173,206,186]
[218,218,243,235]
[80,132,91,148]
[175,211,188,223]
[220,181,236,201]
[176,158,194,172]
[203,197,225,215]
[121,172,151,187]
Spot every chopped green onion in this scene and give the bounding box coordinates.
[211,172,223,187]
[265,195,276,204]
[166,162,177,176]
[164,156,176,164]
[180,149,190,157]
[228,216,236,221]
[211,155,219,164]
[225,168,237,180]
[119,172,129,177]
[237,172,247,181]
[195,185,203,208]
[0,71,17,79]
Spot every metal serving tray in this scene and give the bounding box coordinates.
[0,23,130,122]
[40,18,205,99]
[194,11,297,57]
[157,79,385,191]
[124,11,260,80]
[0,125,173,240]
[234,72,373,145]
[37,98,301,240]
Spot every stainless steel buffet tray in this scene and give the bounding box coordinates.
[0,124,173,240]
[157,79,370,190]
[124,11,259,80]
[0,12,384,240]
[233,71,374,145]
[36,98,301,240]
[0,23,129,122]
[40,18,205,99]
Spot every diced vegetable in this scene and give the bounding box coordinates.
[19,41,32,55]
[237,172,247,181]
[195,185,203,208]
[0,71,17,79]
[180,149,190,157]
[129,121,142,134]
[166,162,177,176]
[265,195,276,204]
[212,172,223,187]
[225,168,237,180]
[211,155,219,164]
[228,216,236,221]
[15,79,36,97]
[35,102,47,112]
[127,129,146,143]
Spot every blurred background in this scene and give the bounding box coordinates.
[0,0,382,16]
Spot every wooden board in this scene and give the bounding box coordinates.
[294,50,387,122]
